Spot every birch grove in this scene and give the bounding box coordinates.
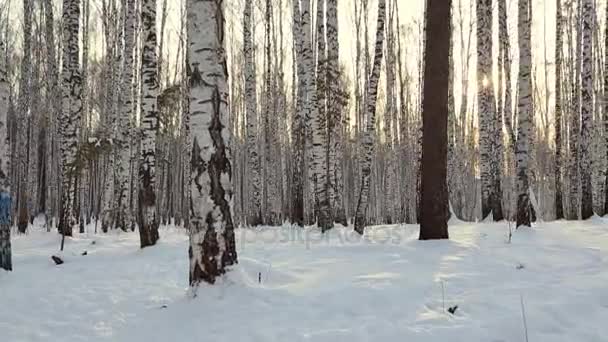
[0,0,607,277]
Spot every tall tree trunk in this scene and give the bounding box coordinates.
[0,33,11,271]
[314,0,332,231]
[516,0,532,228]
[17,0,32,234]
[243,0,261,226]
[580,0,594,219]
[116,0,136,231]
[297,0,330,229]
[59,0,82,238]
[188,0,238,287]
[477,0,503,221]
[555,0,565,220]
[326,0,346,226]
[291,0,305,226]
[604,0,608,216]
[353,0,386,235]
[138,0,160,248]
[419,0,450,240]
[496,0,510,222]
[262,0,281,225]
[43,0,60,226]
[568,3,582,220]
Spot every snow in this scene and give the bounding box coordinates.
[2,219,608,341]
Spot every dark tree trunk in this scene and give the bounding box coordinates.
[419,0,451,240]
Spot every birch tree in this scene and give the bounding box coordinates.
[326,0,346,226]
[354,0,386,235]
[555,0,565,219]
[498,0,513,219]
[188,0,238,286]
[59,0,83,238]
[516,0,532,228]
[243,0,261,226]
[138,0,160,248]
[568,2,582,220]
[477,0,502,221]
[291,0,305,226]
[262,0,281,225]
[0,33,11,271]
[16,0,32,234]
[116,0,136,231]
[297,0,330,230]
[313,0,332,231]
[580,0,593,219]
[43,0,60,226]
[604,0,608,215]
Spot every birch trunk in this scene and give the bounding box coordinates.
[354,0,385,235]
[116,0,136,231]
[0,34,11,271]
[326,0,346,226]
[604,0,608,215]
[188,0,238,286]
[43,0,60,226]
[580,0,593,219]
[138,0,160,248]
[555,0,565,219]
[243,0,261,226]
[291,0,305,226]
[17,0,32,234]
[516,0,532,228]
[477,0,502,221]
[59,0,82,238]
[568,4,582,220]
[314,0,332,231]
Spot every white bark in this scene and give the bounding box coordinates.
[312,0,331,230]
[188,0,237,286]
[0,31,11,271]
[291,0,305,226]
[59,0,82,236]
[326,0,346,225]
[116,0,136,231]
[17,0,32,233]
[138,0,160,247]
[580,0,593,219]
[243,0,261,225]
[477,0,497,220]
[354,0,386,235]
[515,0,532,228]
[554,0,565,219]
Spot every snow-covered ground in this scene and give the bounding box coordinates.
[1,218,608,342]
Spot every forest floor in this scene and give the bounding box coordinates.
[1,217,607,341]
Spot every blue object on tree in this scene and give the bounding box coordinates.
[0,191,12,226]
